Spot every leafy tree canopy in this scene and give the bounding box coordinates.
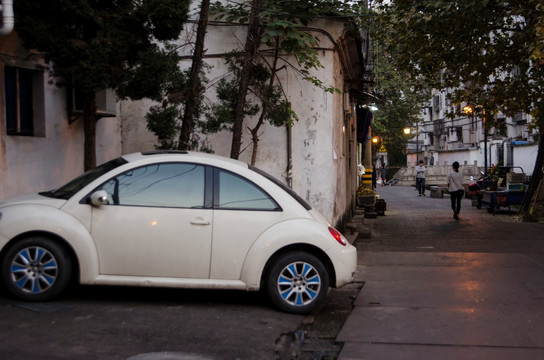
[376,0,544,120]
[14,0,191,98]
[366,5,432,168]
[211,0,364,94]
[375,0,544,219]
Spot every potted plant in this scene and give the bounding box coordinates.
[357,186,376,207]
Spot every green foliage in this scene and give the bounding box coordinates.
[375,0,544,124]
[146,106,181,150]
[366,6,432,167]
[14,0,191,170]
[210,0,361,94]
[205,59,293,134]
[374,0,544,219]
[207,0,363,161]
[14,0,190,97]
[145,66,210,150]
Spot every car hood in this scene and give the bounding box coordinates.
[0,193,67,209]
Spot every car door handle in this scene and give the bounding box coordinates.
[190,217,210,225]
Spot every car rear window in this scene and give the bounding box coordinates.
[249,165,312,211]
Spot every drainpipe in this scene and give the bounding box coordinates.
[286,124,293,188]
[0,0,14,36]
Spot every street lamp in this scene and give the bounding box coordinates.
[464,104,487,175]
[403,127,413,164]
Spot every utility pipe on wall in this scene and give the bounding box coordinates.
[0,0,14,36]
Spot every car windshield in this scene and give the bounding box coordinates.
[40,157,128,199]
[249,165,312,211]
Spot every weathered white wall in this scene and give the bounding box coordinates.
[513,143,538,176]
[119,99,157,154]
[119,18,355,224]
[409,141,538,178]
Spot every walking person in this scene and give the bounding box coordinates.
[447,161,465,220]
[415,160,426,196]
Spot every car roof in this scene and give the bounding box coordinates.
[121,151,249,170]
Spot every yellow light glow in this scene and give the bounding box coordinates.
[403,128,411,135]
[463,105,473,114]
[372,137,379,144]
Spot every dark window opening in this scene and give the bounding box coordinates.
[5,66,34,136]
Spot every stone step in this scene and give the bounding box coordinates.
[344,232,358,245]
[356,228,372,240]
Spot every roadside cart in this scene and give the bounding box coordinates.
[481,184,526,215]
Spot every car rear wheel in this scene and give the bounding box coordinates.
[266,251,329,314]
[1,237,72,301]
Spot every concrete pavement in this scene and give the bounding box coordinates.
[336,186,544,360]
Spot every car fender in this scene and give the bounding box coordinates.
[0,204,99,283]
[240,218,337,290]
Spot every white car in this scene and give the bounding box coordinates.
[0,151,357,313]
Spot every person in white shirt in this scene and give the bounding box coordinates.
[415,160,426,196]
[447,161,465,220]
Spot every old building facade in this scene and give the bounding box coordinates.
[120,17,371,226]
[406,89,538,177]
[1,5,372,228]
[0,31,122,199]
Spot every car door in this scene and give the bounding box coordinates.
[210,168,285,280]
[90,162,213,278]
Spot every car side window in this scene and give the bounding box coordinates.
[217,170,279,210]
[101,163,205,208]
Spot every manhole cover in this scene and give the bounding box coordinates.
[13,302,73,313]
[128,352,217,360]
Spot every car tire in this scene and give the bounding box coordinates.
[1,237,72,301]
[265,251,329,314]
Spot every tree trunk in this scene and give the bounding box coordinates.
[179,0,210,150]
[250,126,260,166]
[520,122,544,221]
[83,92,97,171]
[250,37,280,166]
[230,0,262,159]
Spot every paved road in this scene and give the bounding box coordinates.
[0,285,305,359]
[2,185,543,360]
[360,185,544,253]
[335,185,544,360]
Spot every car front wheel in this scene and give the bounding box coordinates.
[266,251,329,314]
[1,237,72,301]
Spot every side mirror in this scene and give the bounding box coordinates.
[90,190,109,206]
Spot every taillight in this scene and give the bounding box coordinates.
[328,226,347,246]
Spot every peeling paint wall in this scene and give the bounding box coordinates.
[119,18,358,225]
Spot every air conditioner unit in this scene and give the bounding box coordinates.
[513,112,527,124]
[69,87,117,122]
[96,89,117,117]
